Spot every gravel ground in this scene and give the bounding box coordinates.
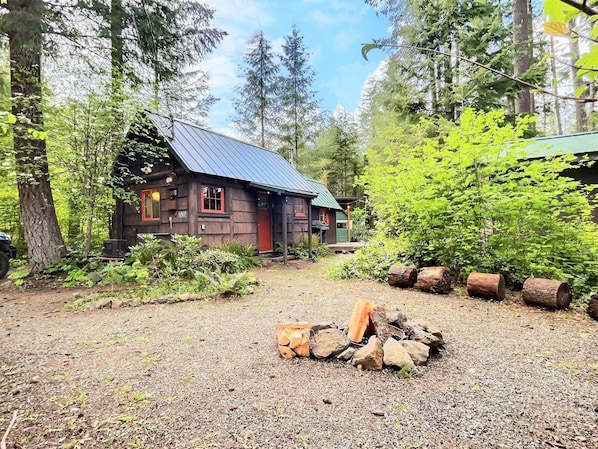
[1,256,597,449]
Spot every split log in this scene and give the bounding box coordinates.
[387,265,418,288]
[416,266,451,294]
[347,298,374,343]
[276,323,311,358]
[522,278,572,310]
[466,272,506,301]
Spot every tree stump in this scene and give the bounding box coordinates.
[522,278,572,310]
[387,265,418,288]
[587,298,598,321]
[466,272,506,301]
[416,266,451,294]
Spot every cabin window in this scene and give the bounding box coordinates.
[294,198,306,217]
[201,185,225,213]
[141,189,160,221]
[318,209,329,224]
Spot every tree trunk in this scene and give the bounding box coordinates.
[5,0,66,273]
[513,0,532,114]
[522,278,572,310]
[387,265,417,288]
[416,266,451,294]
[466,272,506,301]
[569,18,588,132]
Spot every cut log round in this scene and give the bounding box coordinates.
[522,278,572,310]
[416,266,451,294]
[276,323,311,358]
[387,265,418,288]
[466,272,506,301]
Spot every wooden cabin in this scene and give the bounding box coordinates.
[111,112,319,254]
[304,178,343,244]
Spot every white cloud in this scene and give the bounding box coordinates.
[311,9,335,26]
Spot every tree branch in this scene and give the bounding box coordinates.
[363,41,597,103]
[557,0,598,16]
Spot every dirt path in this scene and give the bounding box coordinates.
[1,257,597,448]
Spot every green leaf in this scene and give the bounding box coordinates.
[361,43,380,61]
[574,84,587,98]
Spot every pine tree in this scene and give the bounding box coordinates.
[231,31,279,148]
[277,25,321,166]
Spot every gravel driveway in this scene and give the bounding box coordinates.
[1,257,597,448]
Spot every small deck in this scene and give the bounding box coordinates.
[327,242,365,253]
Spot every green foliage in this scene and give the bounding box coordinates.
[212,241,261,269]
[360,109,598,298]
[278,234,334,260]
[329,240,405,282]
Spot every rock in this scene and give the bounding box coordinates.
[337,347,356,361]
[352,336,383,371]
[386,310,407,327]
[370,305,392,344]
[111,299,123,309]
[383,338,415,370]
[410,327,441,351]
[389,325,406,340]
[311,321,335,334]
[399,340,430,366]
[311,328,350,359]
[179,293,192,301]
[404,320,444,347]
[587,298,598,321]
[95,298,113,309]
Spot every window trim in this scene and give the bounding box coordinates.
[141,189,161,221]
[294,197,306,217]
[200,184,226,213]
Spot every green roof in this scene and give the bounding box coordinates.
[305,178,343,210]
[523,131,598,159]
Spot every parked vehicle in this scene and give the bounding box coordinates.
[0,232,17,279]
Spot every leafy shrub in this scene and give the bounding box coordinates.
[329,240,405,281]
[194,249,245,274]
[213,241,261,269]
[360,109,598,299]
[279,234,334,260]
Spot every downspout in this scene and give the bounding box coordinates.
[283,195,288,264]
[307,198,312,260]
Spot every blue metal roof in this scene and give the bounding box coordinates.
[305,178,343,210]
[146,112,317,197]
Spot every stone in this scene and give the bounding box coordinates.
[311,321,335,334]
[311,328,350,359]
[111,299,123,309]
[352,336,383,371]
[399,340,430,366]
[386,310,407,327]
[404,321,443,350]
[337,347,356,361]
[383,338,415,370]
[411,327,441,351]
[95,298,113,309]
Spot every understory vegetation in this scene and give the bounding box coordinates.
[332,110,598,301]
[11,235,262,301]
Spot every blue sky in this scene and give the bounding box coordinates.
[202,0,389,132]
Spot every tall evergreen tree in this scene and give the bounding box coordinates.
[277,25,320,166]
[317,107,362,197]
[0,0,67,272]
[366,0,544,121]
[231,30,279,148]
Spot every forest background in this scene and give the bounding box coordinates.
[1,0,598,299]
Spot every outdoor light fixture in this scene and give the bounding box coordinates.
[141,164,153,174]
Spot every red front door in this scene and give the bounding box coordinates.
[257,193,272,252]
